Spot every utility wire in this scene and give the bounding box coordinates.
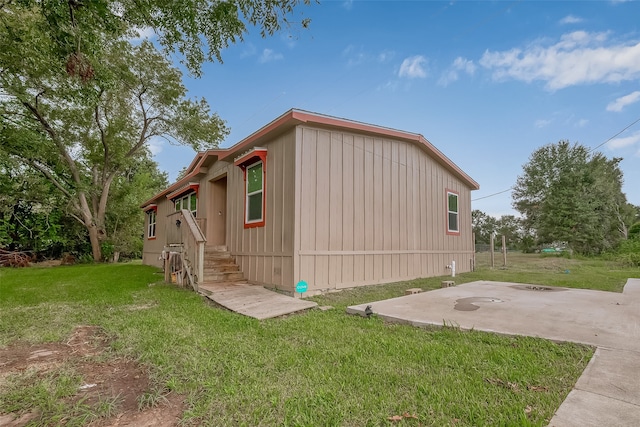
[472,187,513,202]
[471,114,640,202]
[587,115,640,153]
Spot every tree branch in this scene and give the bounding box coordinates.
[21,100,82,185]
[23,158,72,199]
[94,91,109,183]
[126,88,151,158]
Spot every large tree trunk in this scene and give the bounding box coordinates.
[87,223,102,261]
[78,191,104,262]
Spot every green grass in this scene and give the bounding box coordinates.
[460,251,638,292]
[2,255,636,425]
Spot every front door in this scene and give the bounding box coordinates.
[208,176,227,247]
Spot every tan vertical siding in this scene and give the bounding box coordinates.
[295,125,474,292]
[141,196,174,268]
[223,129,296,291]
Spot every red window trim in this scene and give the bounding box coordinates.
[234,147,268,171]
[166,183,199,201]
[446,189,460,236]
[146,208,157,240]
[235,149,267,229]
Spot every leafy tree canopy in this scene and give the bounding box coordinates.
[512,140,635,254]
[1,6,227,260]
[3,0,312,77]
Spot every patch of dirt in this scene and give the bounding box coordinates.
[0,326,184,427]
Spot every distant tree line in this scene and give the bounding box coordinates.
[474,140,639,257]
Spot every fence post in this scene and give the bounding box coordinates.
[472,233,476,272]
[490,234,495,268]
[502,235,507,267]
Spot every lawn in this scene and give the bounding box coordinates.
[1,255,636,426]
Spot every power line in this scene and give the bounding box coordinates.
[471,114,640,202]
[472,187,513,202]
[588,115,640,153]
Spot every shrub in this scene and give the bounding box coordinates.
[612,238,640,267]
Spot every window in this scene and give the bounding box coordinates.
[447,190,459,235]
[174,192,197,217]
[245,161,264,225]
[234,147,267,228]
[147,210,157,239]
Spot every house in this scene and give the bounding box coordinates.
[140,109,479,295]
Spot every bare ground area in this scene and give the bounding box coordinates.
[0,326,184,427]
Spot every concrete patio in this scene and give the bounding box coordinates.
[347,279,640,427]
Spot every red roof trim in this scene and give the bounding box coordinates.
[139,149,225,208]
[167,183,199,200]
[141,109,479,209]
[234,147,268,170]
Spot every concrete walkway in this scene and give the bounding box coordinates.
[199,283,317,320]
[347,279,640,426]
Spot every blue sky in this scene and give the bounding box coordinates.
[150,0,640,217]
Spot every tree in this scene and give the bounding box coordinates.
[5,0,312,77]
[0,157,61,252]
[495,215,524,248]
[104,156,168,261]
[472,209,497,244]
[512,141,635,254]
[1,6,228,260]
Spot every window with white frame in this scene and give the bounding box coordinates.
[447,191,459,234]
[174,192,197,217]
[147,210,157,238]
[245,161,264,224]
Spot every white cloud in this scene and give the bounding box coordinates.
[342,0,354,10]
[259,48,283,63]
[240,43,257,58]
[606,91,640,112]
[129,27,155,41]
[535,119,552,128]
[343,46,395,67]
[342,45,365,66]
[607,130,640,149]
[479,31,640,90]
[559,15,583,25]
[281,33,298,49]
[575,118,589,127]
[147,138,164,156]
[377,50,395,63]
[398,55,428,79]
[438,57,476,86]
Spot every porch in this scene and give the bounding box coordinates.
[162,209,316,319]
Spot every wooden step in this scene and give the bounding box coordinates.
[206,271,245,282]
[204,252,234,260]
[203,258,237,267]
[206,245,228,252]
[204,264,240,274]
[201,248,245,284]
